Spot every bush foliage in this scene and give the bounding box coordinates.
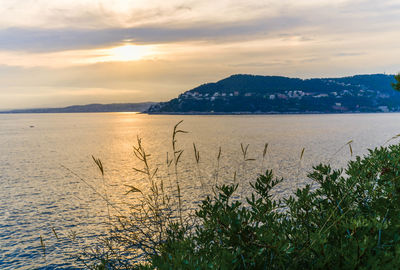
[146,144,400,269]
[392,73,400,91]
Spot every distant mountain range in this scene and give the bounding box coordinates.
[147,74,399,114]
[0,102,156,114]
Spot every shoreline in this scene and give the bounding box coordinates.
[144,110,394,115]
[0,110,396,115]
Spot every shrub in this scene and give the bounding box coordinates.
[149,144,400,269]
[392,73,400,91]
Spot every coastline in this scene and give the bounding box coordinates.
[0,110,395,115]
[144,110,393,115]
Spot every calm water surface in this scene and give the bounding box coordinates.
[1,113,400,269]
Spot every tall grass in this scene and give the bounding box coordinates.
[64,121,193,268]
[49,121,400,269]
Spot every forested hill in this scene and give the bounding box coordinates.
[147,74,399,114]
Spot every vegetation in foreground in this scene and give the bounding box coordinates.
[150,144,400,269]
[84,136,400,270]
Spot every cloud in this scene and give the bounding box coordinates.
[0,0,400,109]
[0,0,399,54]
[0,0,295,30]
[1,30,399,109]
[334,52,366,57]
[0,15,304,52]
[0,0,197,29]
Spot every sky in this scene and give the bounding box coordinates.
[0,0,400,109]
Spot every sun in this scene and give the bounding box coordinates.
[85,44,156,63]
[107,44,153,61]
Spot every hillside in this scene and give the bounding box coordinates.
[147,74,399,114]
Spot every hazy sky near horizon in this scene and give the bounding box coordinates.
[0,0,400,109]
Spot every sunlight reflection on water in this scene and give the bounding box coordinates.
[1,112,400,269]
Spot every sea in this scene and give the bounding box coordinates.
[1,112,400,269]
